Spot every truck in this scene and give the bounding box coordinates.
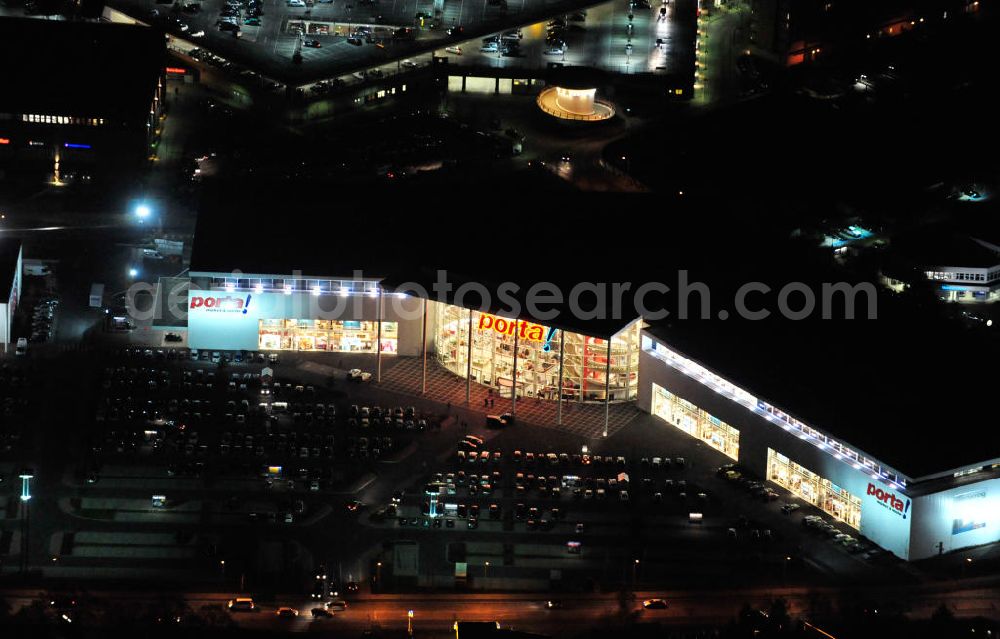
[89,283,105,308]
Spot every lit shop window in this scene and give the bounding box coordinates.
[651,383,739,460]
[434,304,641,404]
[258,319,397,354]
[767,448,862,529]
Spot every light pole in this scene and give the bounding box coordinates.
[407,609,414,636]
[632,558,639,586]
[484,561,490,578]
[134,202,152,223]
[19,469,34,575]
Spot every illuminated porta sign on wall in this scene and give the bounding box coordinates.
[477,313,558,350]
[190,294,252,314]
[867,482,910,519]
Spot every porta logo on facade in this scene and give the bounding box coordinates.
[190,294,252,315]
[867,483,910,518]
[478,314,548,342]
[477,313,559,351]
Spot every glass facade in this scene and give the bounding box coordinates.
[434,303,641,403]
[767,448,862,530]
[650,383,739,460]
[258,319,398,353]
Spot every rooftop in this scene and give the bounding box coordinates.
[0,18,164,124]
[190,183,664,338]
[892,226,1000,270]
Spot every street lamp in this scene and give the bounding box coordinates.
[19,469,34,502]
[485,561,490,578]
[128,268,139,279]
[407,610,414,636]
[134,202,152,223]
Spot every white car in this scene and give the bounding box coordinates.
[348,368,372,382]
[401,59,417,68]
[191,30,206,37]
[287,0,306,5]
[444,46,462,55]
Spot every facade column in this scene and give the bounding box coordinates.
[465,309,473,404]
[421,298,428,395]
[511,319,519,416]
[557,330,565,426]
[603,337,612,437]
[625,326,633,401]
[376,286,383,383]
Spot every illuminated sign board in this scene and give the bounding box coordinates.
[952,490,987,535]
[867,482,910,518]
[190,294,251,314]
[477,313,557,350]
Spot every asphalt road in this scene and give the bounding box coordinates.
[2,584,999,635]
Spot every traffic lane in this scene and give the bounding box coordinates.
[228,596,700,633]
[179,587,1000,632]
[5,586,1000,634]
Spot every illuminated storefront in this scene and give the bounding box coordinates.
[767,448,862,529]
[258,319,398,353]
[186,279,422,356]
[434,303,640,403]
[651,383,739,460]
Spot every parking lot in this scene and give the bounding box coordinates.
[112,0,615,84]
[351,418,907,589]
[88,346,441,519]
[0,338,917,593]
[434,0,688,75]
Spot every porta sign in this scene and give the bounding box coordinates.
[190,294,251,314]
[477,313,557,350]
[868,483,910,519]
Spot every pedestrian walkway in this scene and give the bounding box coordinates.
[376,356,642,439]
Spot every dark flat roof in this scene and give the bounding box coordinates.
[190,183,669,338]
[0,18,163,124]
[645,292,1000,480]
[892,226,1000,269]
[0,239,21,296]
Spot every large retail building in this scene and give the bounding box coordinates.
[185,191,999,563]
[185,270,642,406]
